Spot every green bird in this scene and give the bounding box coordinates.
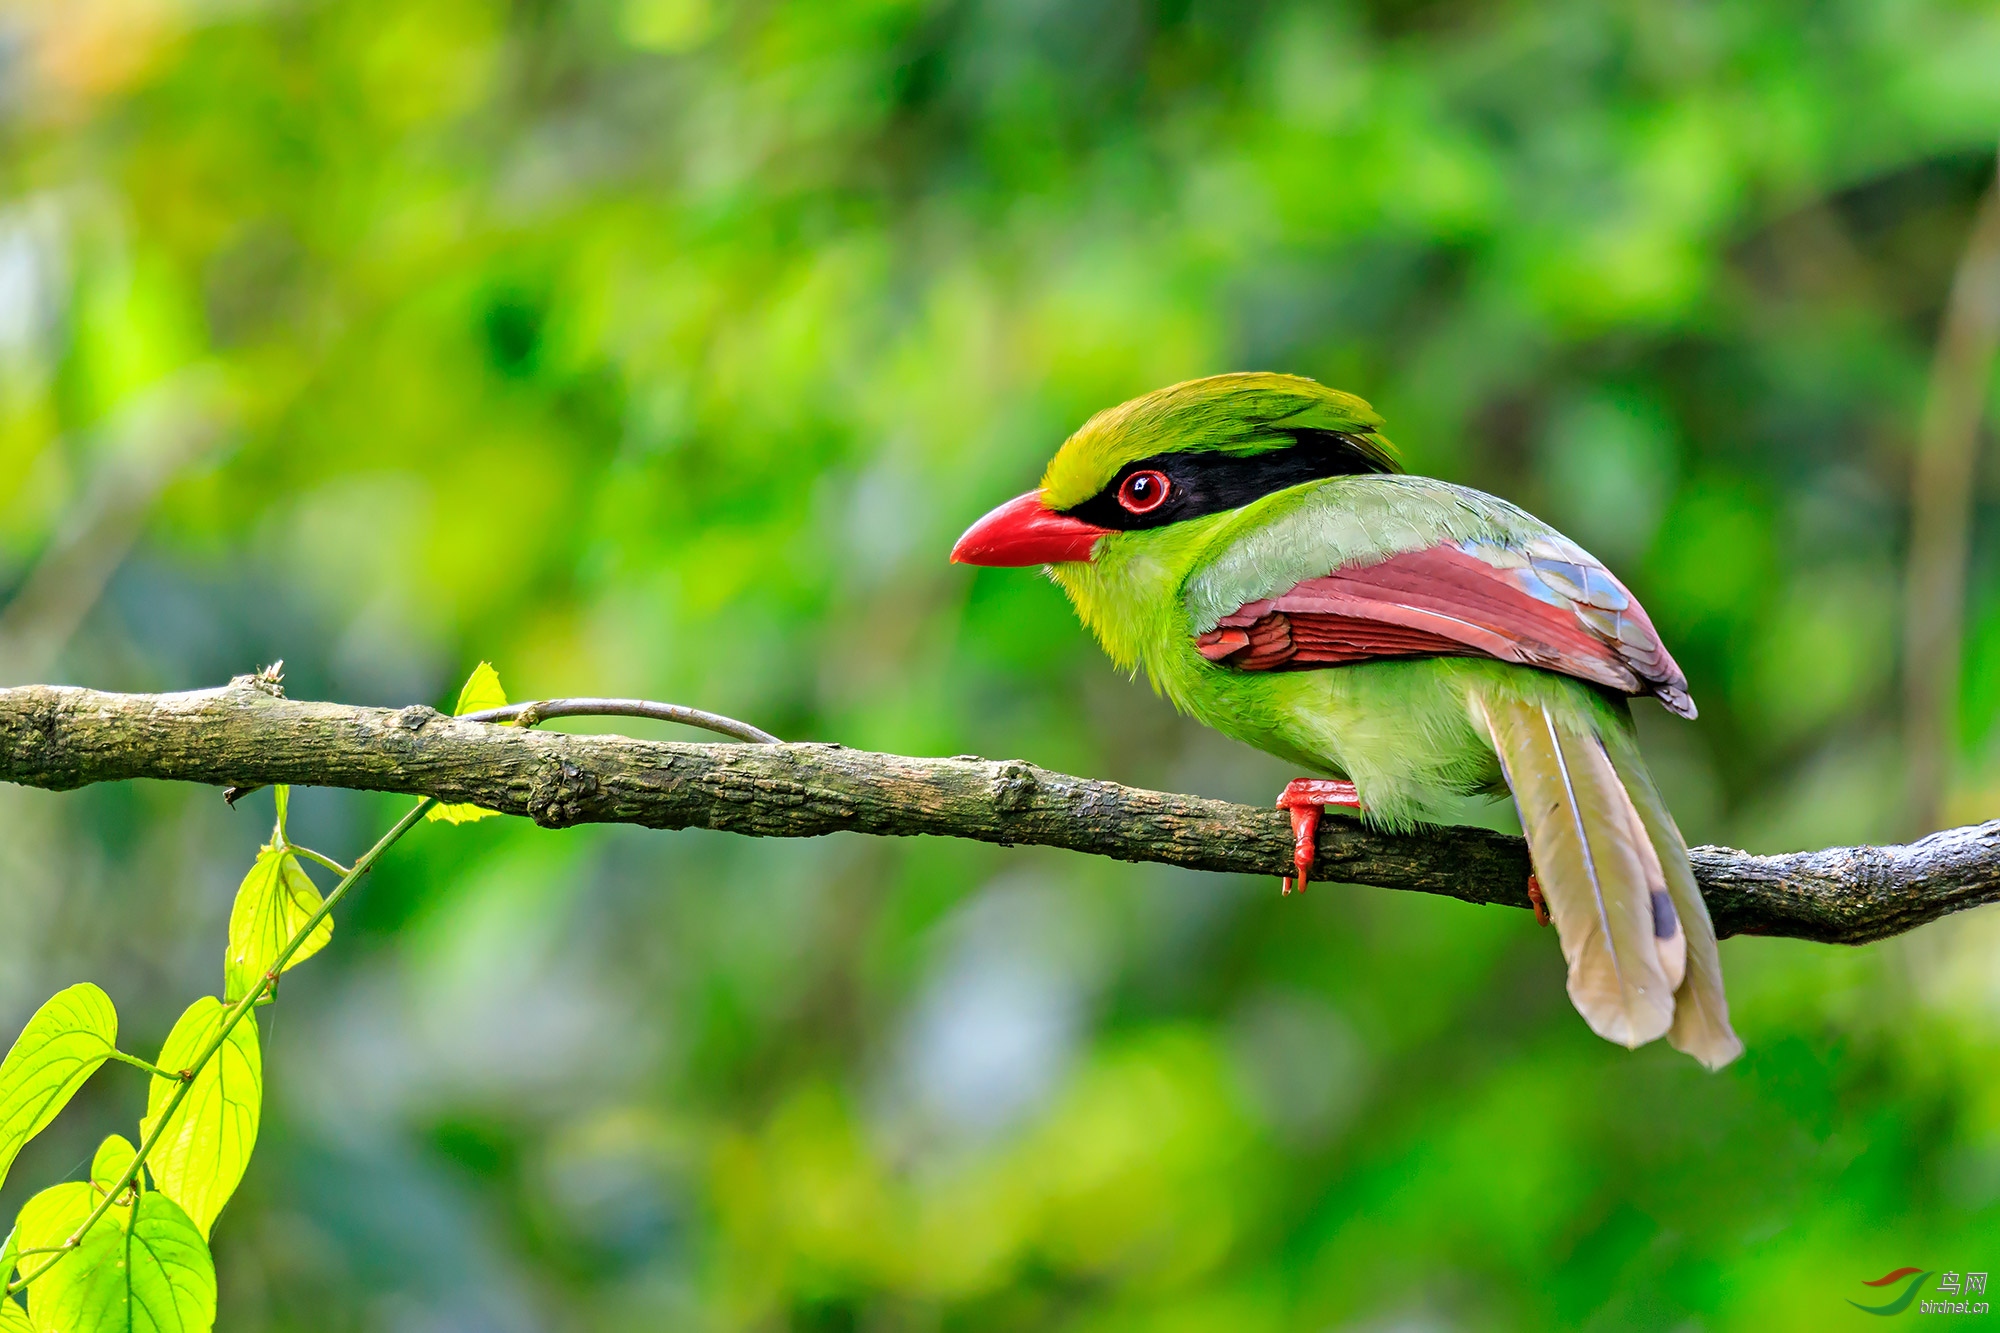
[952,372,1740,1067]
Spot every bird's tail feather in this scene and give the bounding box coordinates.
[1473,692,1736,1061]
[1607,746,1743,1068]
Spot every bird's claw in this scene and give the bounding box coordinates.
[1275,779,1361,895]
[1526,872,1551,926]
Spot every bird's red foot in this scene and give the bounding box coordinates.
[1274,779,1361,895]
[1526,873,1551,927]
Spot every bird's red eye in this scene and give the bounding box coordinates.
[1117,470,1171,515]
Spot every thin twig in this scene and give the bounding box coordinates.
[1904,149,2000,834]
[0,374,230,683]
[461,696,781,744]
[222,696,777,806]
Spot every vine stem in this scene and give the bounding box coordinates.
[103,1050,178,1081]
[4,795,438,1299]
[289,846,352,877]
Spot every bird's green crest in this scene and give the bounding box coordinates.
[1039,371,1399,510]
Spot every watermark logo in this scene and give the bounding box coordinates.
[1849,1268,1990,1317]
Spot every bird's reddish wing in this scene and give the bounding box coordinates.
[1193,542,1695,716]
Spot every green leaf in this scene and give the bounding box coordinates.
[450,661,508,716]
[32,1193,214,1333]
[11,1183,92,1249]
[89,1137,139,1203]
[223,845,332,1005]
[0,986,118,1194]
[1,1223,17,1288]
[139,1000,260,1239]
[9,1181,94,1293]
[0,1295,26,1333]
[428,661,509,825]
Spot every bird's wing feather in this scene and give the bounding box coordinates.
[1473,694,1681,1048]
[1187,477,1695,715]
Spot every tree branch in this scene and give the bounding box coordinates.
[0,677,1994,945]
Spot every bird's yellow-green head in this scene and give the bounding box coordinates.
[951,372,1401,681]
[951,372,1398,568]
[1039,371,1396,513]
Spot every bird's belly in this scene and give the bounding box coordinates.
[1177,658,1529,830]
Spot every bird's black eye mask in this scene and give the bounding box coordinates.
[1061,428,1394,532]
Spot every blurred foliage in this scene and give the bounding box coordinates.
[0,0,1998,1328]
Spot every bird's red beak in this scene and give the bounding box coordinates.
[950,490,1111,566]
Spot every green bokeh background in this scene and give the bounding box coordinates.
[1,0,1998,1328]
